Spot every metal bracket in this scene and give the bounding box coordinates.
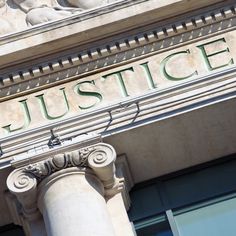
[0,144,4,157]
[48,129,62,147]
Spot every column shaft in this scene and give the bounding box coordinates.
[38,168,116,236]
[107,192,136,236]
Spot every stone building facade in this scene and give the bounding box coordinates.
[0,0,236,235]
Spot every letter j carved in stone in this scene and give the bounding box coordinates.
[2,99,31,134]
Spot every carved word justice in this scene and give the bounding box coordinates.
[2,37,234,134]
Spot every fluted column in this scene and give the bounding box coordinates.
[7,143,134,236]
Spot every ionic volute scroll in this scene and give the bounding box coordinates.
[6,168,38,219]
[7,143,121,217]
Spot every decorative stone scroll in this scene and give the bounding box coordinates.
[24,143,117,188]
[7,143,118,208]
[24,147,95,181]
[6,143,134,236]
[6,168,38,219]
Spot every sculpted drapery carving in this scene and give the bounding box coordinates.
[12,0,82,26]
[0,0,16,35]
[0,0,118,35]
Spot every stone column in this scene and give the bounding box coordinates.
[6,168,47,236]
[38,168,116,236]
[6,143,135,236]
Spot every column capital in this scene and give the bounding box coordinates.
[6,143,118,213]
[23,143,117,189]
[6,142,135,236]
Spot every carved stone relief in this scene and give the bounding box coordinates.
[0,0,118,36]
[24,147,95,181]
[6,143,122,215]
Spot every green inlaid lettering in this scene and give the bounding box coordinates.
[2,99,31,133]
[36,88,69,120]
[74,80,103,110]
[102,67,134,97]
[197,38,234,71]
[161,50,198,81]
[140,62,157,89]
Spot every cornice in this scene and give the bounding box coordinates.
[0,3,235,101]
[0,0,148,45]
[0,0,226,68]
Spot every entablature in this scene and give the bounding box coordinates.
[0,0,236,171]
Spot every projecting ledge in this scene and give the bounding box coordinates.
[0,0,225,68]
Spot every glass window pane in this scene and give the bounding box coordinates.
[174,197,236,236]
[136,220,173,236]
[129,185,165,221]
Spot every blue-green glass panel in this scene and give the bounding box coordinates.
[163,160,236,209]
[136,220,173,236]
[129,185,164,221]
[174,197,236,236]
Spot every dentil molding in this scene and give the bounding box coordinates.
[1,3,235,101]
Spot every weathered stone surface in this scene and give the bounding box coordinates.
[0,0,234,234]
[0,32,234,138]
[0,0,226,68]
[0,0,119,35]
[6,142,134,236]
